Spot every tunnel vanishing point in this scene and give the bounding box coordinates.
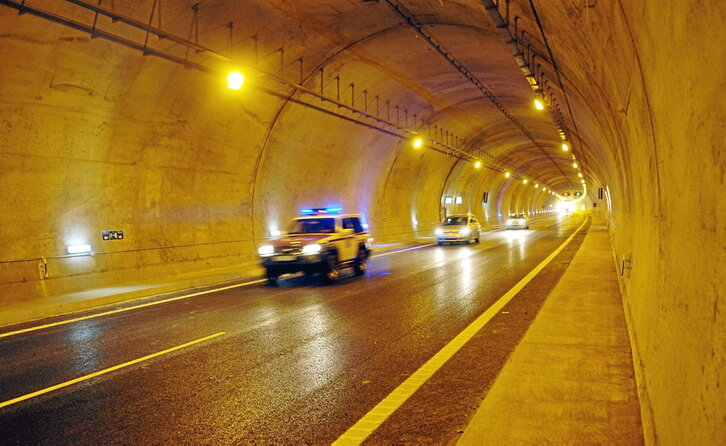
[0,0,723,444]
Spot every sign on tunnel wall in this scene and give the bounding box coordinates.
[102,230,124,241]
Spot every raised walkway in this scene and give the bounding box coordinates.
[459,221,644,444]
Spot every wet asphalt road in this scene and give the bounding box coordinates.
[0,213,588,445]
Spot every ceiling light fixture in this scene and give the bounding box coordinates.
[227,71,244,90]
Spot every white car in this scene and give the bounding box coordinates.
[257,208,372,285]
[436,213,481,245]
[505,213,530,230]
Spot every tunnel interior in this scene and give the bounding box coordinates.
[0,0,722,443]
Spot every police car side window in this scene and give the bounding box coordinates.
[351,218,364,233]
[343,218,354,230]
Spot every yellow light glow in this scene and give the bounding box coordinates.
[534,184,539,188]
[412,137,423,149]
[227,71,244,90]
[578,172,583,178]
[562,143,569,151]
[474,160,482,169]
[581,179,585,183]
[522,179,528,184]
[572,162,578,169]
[504,171,511,178]
[534,99,545,110]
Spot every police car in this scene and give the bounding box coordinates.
[257,208,372,285]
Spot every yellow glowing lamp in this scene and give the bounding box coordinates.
[578,172,583,178]
[581,179,585,184]
[474,160,482,169]
[504,171,511,178]
[412,137,423,149]
[534,184,539,188]
[562,143,569,151]
[522,179,528,184]
[572,162,578,169]
[227,71,244,90]
[534,99,545,110]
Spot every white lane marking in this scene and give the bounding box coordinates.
[372,243,434,258]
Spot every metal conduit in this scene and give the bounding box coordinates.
[1,0,535,180]
[384,0,573,188]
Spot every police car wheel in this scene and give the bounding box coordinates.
[265,269,279,286]
[323,251,340,283]
[354,247,368,276]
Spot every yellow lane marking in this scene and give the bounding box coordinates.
[0,281,265,339]
[0,331,225,409]
[2,242,435,340]
[333,217,589,445]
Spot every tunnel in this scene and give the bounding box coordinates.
[0,0,722,444]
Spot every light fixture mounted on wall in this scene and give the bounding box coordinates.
[226,71,244,90]
[67,244,92,256]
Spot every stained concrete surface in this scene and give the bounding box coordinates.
[459,223,643,444]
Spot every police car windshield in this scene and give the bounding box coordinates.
[288,218,336,234]
[443,216,468,225]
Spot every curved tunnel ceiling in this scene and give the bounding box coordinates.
[1,2,722,442]
[0,0,588,195]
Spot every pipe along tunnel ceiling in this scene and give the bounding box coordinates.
[0,0,723,444]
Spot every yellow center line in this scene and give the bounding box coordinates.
[0,331,226,409]
[333,216,589,445]
[0,280,265,339]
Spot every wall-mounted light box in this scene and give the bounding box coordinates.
[67,244,92,255]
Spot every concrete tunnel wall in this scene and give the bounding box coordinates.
[0,1,722,444]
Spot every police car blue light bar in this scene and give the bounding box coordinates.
[299,207,344,215]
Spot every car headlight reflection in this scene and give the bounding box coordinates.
[258,245,274,256]
[460,227,470,236]
[302,243,322,255]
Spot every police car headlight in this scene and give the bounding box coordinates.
[460,227,470,236]
[258,245,274,256]
[435,228,444,235]
[302,243,321,255]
